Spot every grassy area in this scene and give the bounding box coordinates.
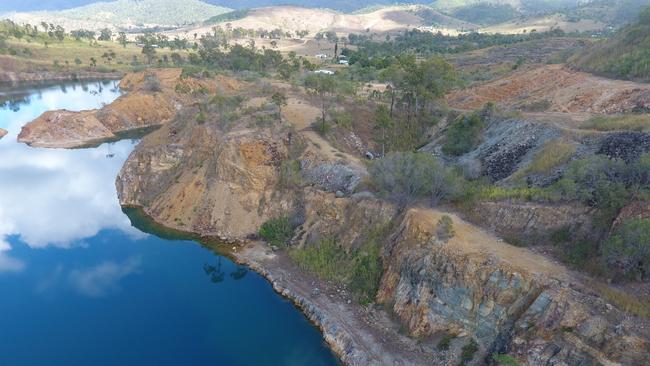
[3,38,189,73]
[289,225,389,304]
[524,140,577,175]
[580,114,650,133]
[590,281,650,318]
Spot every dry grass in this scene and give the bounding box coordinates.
[580,114,650,133]
[4,38,189,73]
[525,139,577,175]
[591,281,650,319]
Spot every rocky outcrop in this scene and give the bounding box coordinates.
[17,69,217,148]
[0,128,7,140]
[116,103,365,242]
[469,201,597,244]
[597,132,650,163]
[377,209,650,365]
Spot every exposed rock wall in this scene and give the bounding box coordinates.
[469,201,597,244]
[377,209,650,365]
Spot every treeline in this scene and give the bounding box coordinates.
[346,27,569,65]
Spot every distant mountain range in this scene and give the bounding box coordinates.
[0,0,590,14]
[2,0,646,32]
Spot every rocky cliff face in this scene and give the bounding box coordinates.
[117,117,296,242]
[377,209,650,365]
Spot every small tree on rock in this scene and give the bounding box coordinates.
[270,91,288,123]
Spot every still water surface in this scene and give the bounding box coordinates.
[0,81,338,366]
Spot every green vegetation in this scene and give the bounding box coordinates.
[571,7,650,81]
[442,113,485,156]
[368,152,460,204]
[437,334,454,350]
[459,339,479,366]
[259,217,295,248]
[525,140,576,175]
[290,225,389,304]
[493,353,521,366]
[581,114,650,133]
[347,28,569,63]
[590,280,650,318]
[205,10,250,25]
[603,218,650,280]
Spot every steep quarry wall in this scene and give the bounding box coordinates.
[377,209,650,365]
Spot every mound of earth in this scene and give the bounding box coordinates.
[447,64,650,114]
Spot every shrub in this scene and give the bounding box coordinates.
[442,113,485,156]
[143,73,161,92]
[290,225,388,303]
[436,215,455,243]
[603,218,650,280]
[459,339,479,366]
[369,152,460,204]
[259,217,294,247]
[437,334,454,351]
[493,353,520,366]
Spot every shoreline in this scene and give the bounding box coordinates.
[0,70,124,89]
[122,205,434,365]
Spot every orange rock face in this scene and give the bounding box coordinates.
[17,69,221,149]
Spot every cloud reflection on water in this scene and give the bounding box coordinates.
[0,81,144,268]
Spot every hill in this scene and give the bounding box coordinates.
[5,0,231,31]
[186,5,475,37]
[570,7,650,81]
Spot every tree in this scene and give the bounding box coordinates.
[304,74,336,132]
[142,44,156,64]
[315,32,324,45]
[604,218,650,280]
[53,25,65,42]
[89,57,97,68]
[374,105,393,156]
[270,92,288,122]
[117,32,128,48]
[98,28,112,41]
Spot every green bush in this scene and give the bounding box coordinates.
[437,334,454,350]
[603,218,650,280]
[493,353,521,366]
[290,225,388,303]
[442,113,485,156]
[459,339,479,366]
[259,217,294,247]
[436,216,455,243]
[369,152,460,204]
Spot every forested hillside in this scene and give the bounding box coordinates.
[570,7,650,81]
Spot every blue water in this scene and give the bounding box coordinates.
[0,82,339,366]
